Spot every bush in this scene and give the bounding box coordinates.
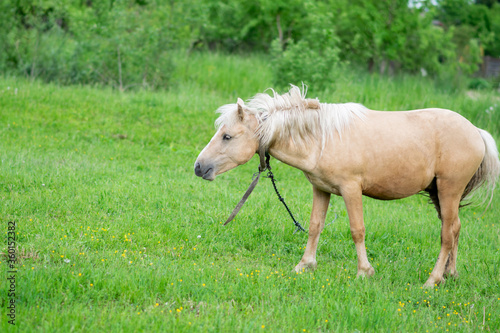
[0,0,491,90]
[270,39,342,90]
[468,77,493,90]
[270,2,342,90]
[0,0,204,90]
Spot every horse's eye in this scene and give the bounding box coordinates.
[222,134,232,141]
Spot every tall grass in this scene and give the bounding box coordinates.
[0,53,499,332]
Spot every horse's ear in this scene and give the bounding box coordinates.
[237,98,245,121]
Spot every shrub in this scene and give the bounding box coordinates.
[270,2,341,90]
[468,77,493,90]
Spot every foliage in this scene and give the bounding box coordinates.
[198,0,307,51]
[437,0,500,57]
[0,0,498,90]
[468,76,493,89]
[270,1,341,90]
[0,0,204,89]
[487,3,500,56]
[331,1,462,75]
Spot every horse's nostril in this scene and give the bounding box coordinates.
[194,162,202,177]
[194,162,215,180]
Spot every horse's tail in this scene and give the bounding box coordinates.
[461,129,500,209]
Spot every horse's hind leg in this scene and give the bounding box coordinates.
[444,216,461,278]
[424,183,462,288]
[426,180,460,278]
[342,184,375,278]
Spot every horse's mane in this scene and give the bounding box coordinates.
[215,85,367,148]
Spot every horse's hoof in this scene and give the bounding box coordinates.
[294,260,317,273]
[423,281,435,289]
[444,270,459,279]
[357,266,375,278]
[423,276,445,288]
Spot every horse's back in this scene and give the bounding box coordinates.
[384,108,485,174]
[370,107,485,168]
[365,108,484,160]
[317,108,485,199]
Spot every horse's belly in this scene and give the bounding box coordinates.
[311,143,436,199]
[362,175,431,200]
[305,164,433,199]
[360,153,436,199]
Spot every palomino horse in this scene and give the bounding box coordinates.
[194,85,500,287]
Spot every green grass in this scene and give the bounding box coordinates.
[1,53,499,332]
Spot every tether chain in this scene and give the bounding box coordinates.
[264,153,306,233]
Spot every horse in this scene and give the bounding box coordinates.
[194,85,500,287]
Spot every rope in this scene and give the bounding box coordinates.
[223,149,306,234]
[265,152,306,233]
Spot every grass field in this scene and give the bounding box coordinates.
[1,53,500,332]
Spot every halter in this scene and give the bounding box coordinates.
[223,146,306,233]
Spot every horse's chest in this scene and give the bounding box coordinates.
[303,172,342,196]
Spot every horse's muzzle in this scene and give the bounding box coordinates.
[194,161,215,181]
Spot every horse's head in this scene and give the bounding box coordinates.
[194,98,259,181]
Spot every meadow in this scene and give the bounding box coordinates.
[1,52,499,332]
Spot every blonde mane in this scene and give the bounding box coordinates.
[215,85,368,148]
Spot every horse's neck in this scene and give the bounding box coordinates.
[268,138,322,173]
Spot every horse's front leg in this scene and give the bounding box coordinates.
[294,186,330,273]
[342,184,375,278]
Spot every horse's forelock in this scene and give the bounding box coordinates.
[214,103,238,130]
